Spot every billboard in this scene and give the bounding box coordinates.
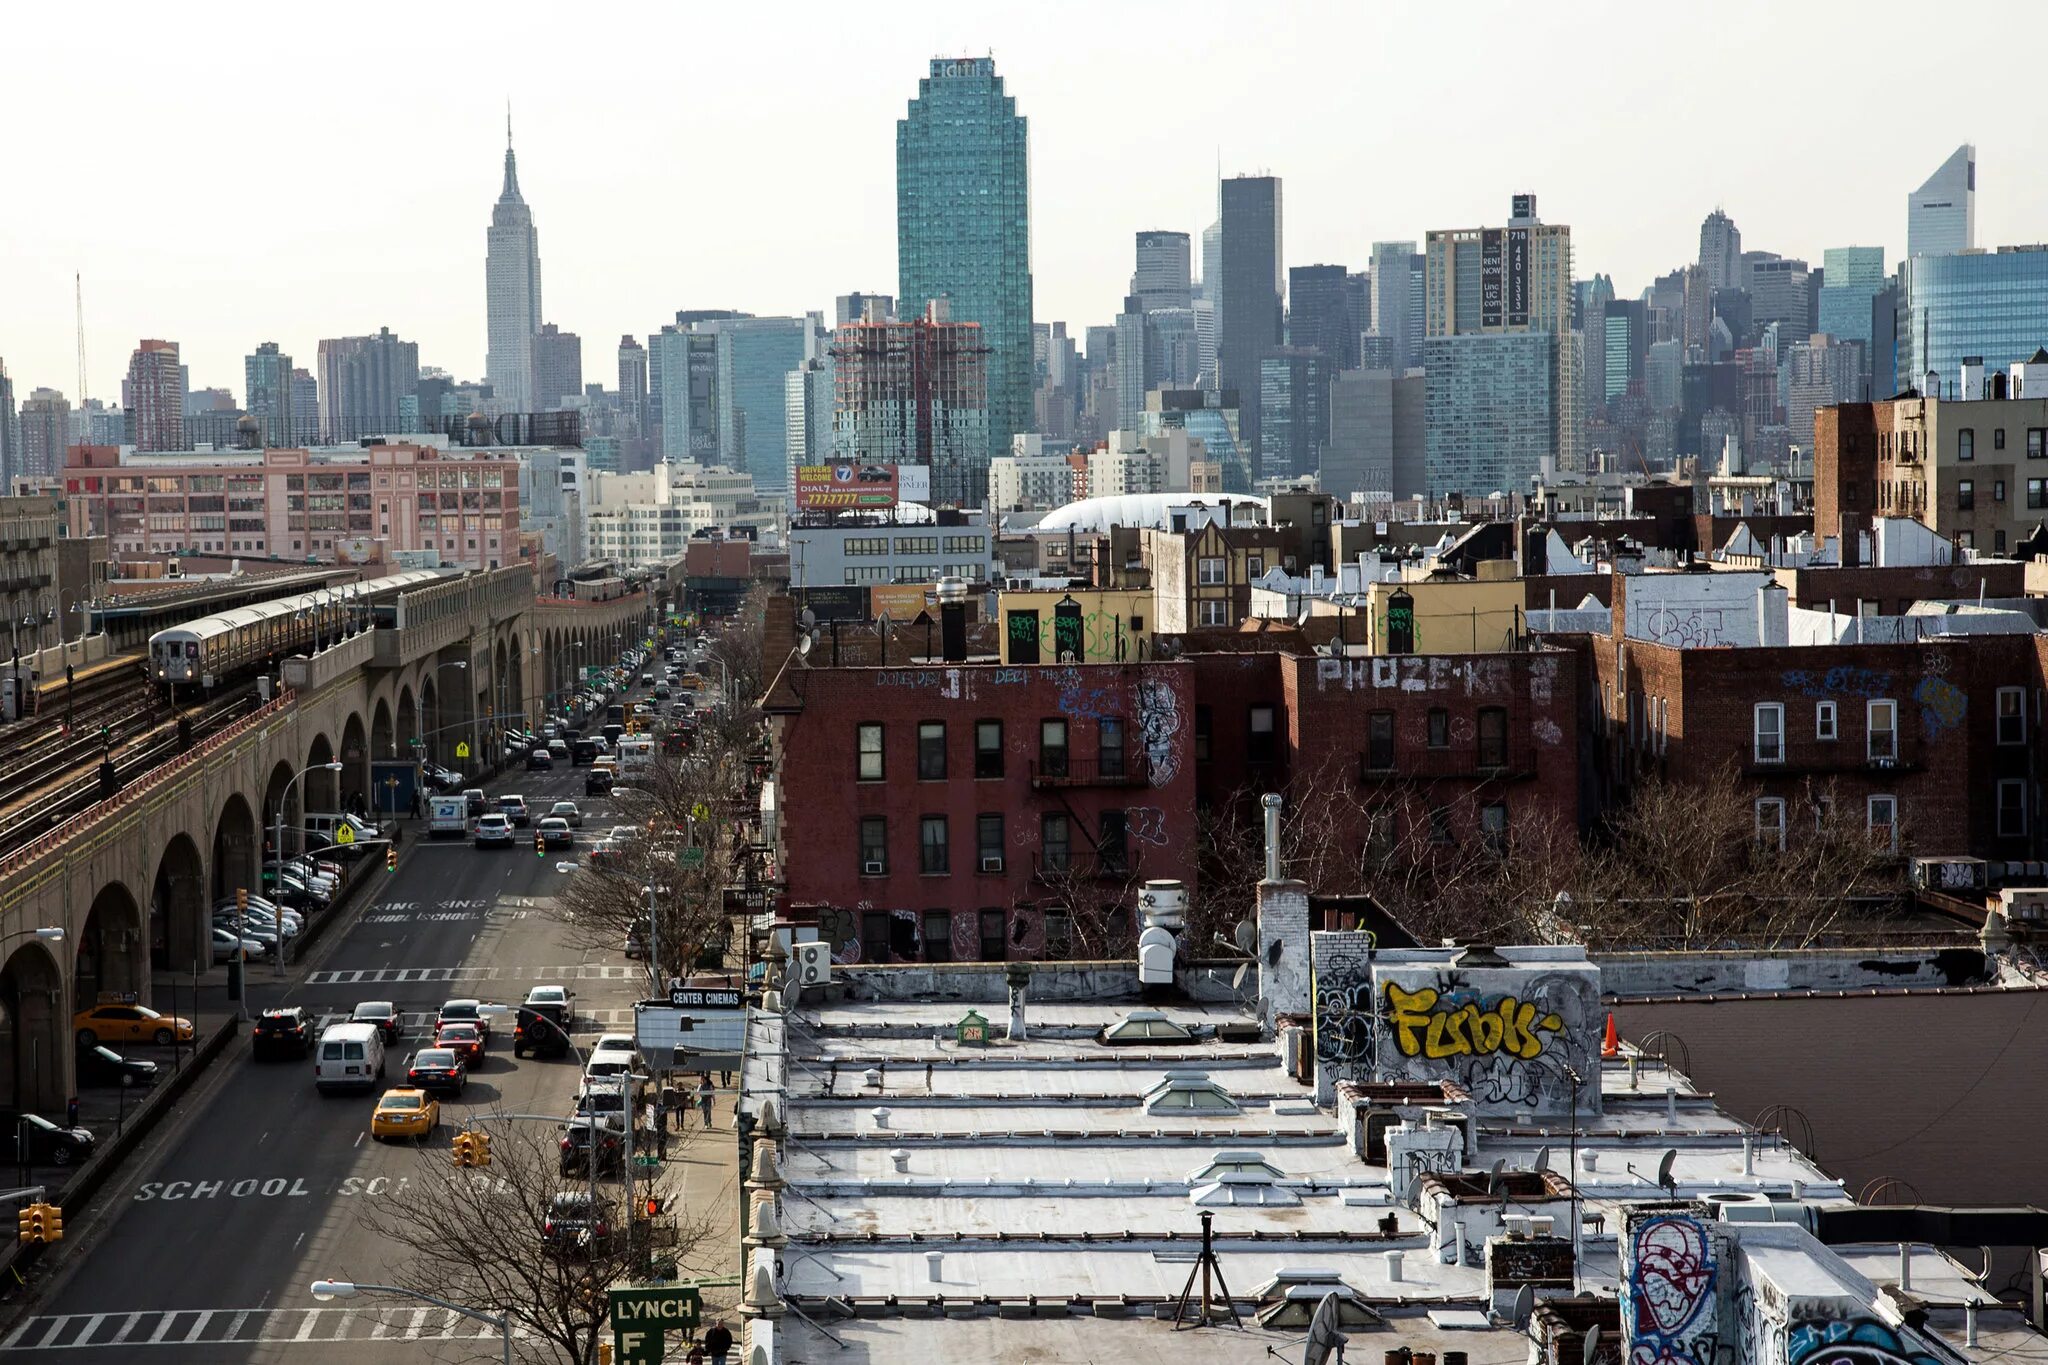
[1507,226,1530,327]
[1480,229,1504,329]
[796,462,899,510]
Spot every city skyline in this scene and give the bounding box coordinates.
[0,0,2041,405]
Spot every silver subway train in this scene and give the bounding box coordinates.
[147,570,445,688]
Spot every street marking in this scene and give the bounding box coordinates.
[108,1315,141,1346]
[146,1314,177,1343]
[182,1313,212,1343]
[0,1308,545,1349]
[306,963,622,985]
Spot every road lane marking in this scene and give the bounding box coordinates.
[108,1315,142,1345]
[147,1314,178,1343]
[182,1313,212,1343]
[224,1311,250,1341]
[0,1308,548,1348]
[294,1312,321,1341]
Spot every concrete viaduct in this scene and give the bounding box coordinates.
[0,567,656,1111]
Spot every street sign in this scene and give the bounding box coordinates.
[333,824,356,846]
[455,741,471,759]
[609,1282,700,1364]
[677,847,705,868]
[666,986,741,1008]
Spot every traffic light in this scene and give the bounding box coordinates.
[17,1205,36,1244]
[643,1194,662,1218]
[387,844,398,874]
[236,887,248,915]
[451,1132,476,1167]
[473,1131,492,1166]
[535,831,545,858]
[42,1205,61,1243]
[16,1203,56,1244]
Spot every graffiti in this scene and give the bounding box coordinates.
[1913,676,1966,740]
[1135,679,1182,785]
[1314,655,1515,697]
[1626,1213,1717,1365]
[987,668,1027,686]
[1055,669,1121,723]
[1127,807,1169,846]
[819,908,861,965]
[1640,608,1727,648]
[1780,667,1892,701]
[1462,1053,1546,1107]
[950,911,979,963]
[1314,978,1378,1070]
[1787,1319,1941,1365]
[875,669,945,689]
[1383,982,1563,1061]
[1007,613,1038,642]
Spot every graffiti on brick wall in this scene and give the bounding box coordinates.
[1781,667,1892,701]
[1383,982,1563,1061]
[1625,1213,1717,1365]
[1313,655,1520,697]
[1055,668,1122,723]
[1313,975,1379,1084]
[1639,608,1728,648]
[1135,678,1182,784]
[1913,676,1966,740]
[1127,807,1169,846]
[950,911,979,962]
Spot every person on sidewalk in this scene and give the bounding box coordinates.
[696,1074,716,1128]
[704,1321,734,1365]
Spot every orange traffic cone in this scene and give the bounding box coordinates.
[1601,1012,1620,1058]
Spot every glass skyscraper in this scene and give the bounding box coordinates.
[1817,247,1886,348]
[1900,247,2048,398]
[715,317,812,493]
[1422,333,1554,495]
[897,58,1033,478]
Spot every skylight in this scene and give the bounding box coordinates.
[1189,1151,1287,1183]
[1144,1071,1240,1115]
[1098,1010,1196,1046]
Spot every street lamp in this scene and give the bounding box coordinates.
[309,1281,510,1365]
[271,762,345,970]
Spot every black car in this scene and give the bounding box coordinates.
[404,1048,468,1097]
[513,1005,572,1060]
[584,769,613,797]
[76,1044,158,1088]
[526,747,554,770]
[350,1001,404,1045]
[252,1007,313,1060]
[557,1120,625,1179]
[570,740,598,766]
[0,1112,95,1167]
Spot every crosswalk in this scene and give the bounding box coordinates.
[2,1307,539,1351]
[305,962,638,985]
[308,1008,641,1034]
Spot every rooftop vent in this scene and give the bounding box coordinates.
[1098,1009,1196,1047]
[1249,1269,1384,1330]
[1144,1070,1241,1115]
[1192,1170,1301,1207]
[1189,1151,1289,1184]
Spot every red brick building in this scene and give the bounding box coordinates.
[765,658,1199,963]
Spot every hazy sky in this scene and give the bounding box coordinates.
[3,0,2043,405]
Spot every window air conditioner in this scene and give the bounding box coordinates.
[980,856,1004,873]
[863,860,885,875]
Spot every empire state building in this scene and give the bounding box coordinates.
[485,117,542,412]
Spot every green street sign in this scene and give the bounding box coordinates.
[678,847,706,868]
[609,1283,701,1363]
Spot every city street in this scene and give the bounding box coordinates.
[0,723,731,1361]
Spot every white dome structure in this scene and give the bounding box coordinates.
[1033,493,1269,536]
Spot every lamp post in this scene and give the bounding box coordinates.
[272,762,344,970]
[309,1281,510,1365]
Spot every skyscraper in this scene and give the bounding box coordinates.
[1114,297,1148,428]
[714,316,814,492]
[897,57,1032,461]
[18,389,69,482]
[652,329,723,464]
[835,293,895,327]
[245,342,295,447]
[1698,209,1742,292]
[1257,349,1331,480]
[1369,242,1421,372]
[831,300,991,505]
[1287,263,1358,371]
[532,323,582,410]
[485,116,543,412]
[1906,143,1975,259]
[125,340,184,451]
[0,361,15,485]
[290,370,319,443]
[784,356,837,493]
[1899,246,2048,395]
[617,336,648,429]
[1217,175,1283,457]
[316,328,419,441]
[1132,231,1193,312]
[1817,247,1886,387]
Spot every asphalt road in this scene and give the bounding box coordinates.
[3,730,668,1361]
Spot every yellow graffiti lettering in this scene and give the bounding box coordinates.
[1383,982,1564,1061]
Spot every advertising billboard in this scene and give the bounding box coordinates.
[1480,229,1504,329]
[1507,226,1530,327]
[796,463,899,510]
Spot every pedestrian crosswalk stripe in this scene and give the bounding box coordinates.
[306,962,635,985]
[1,1307,542,1350]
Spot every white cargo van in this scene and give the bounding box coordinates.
[313,1022,386,1092]
[427,794,470,839]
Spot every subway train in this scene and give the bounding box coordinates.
[147,570,446,689]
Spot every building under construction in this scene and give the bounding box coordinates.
[831,299,990,507]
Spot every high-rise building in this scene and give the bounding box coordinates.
[17,389,69,482]
[835,293,895,327]
[1783,333,1864,460]
[1871,281,1901,399]
[1257,349,1331,481]
[831,300,990,505]
[652,328,723,464]
[1899,246,2048,397]
[1369,242,1421,372]
[1139,389,1250,493]
[1603,298,1648,401]
[897,57,1032,460]
[714,316,813,492]
[1816,247,1886,387]
[0,361,15,484]
[316,328,419,441]
[485,117,543,412]
[1132,231,1193,312]
[1698,209,1742,292]
[1287,263,1359,371]
[1114,297,1148,429]
[125,339,184,452]
[1326,367,1425,503]
[784,357,837,494]
[1424,194,1581,472]
[617,336,648,429]
[1144,308,1201,392]
[1196,220,1222,386]
[1422,332,1556,494]
[532,323,582,410]
[1747,258,1812,342]
[1216,175,1283,455]
[290,370,319,443]
[1907,143,1975,259]
[245,342,295,447]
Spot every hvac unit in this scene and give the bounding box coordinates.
[980,856,1004,873]
[1998,888,2048,924]
[1910,856,1986,892]
[791,941,832,988]
[863,861,885,876]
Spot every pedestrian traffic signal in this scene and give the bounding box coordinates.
[644,1194,662,1218]
[236,887,248,915]
[387,843,398,873]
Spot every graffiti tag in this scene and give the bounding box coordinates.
[1383,982,1563,1061]
[1628,1213,1717,1365]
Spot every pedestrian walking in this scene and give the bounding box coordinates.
[704,1321,734,1365]
[696,1074,716,1129]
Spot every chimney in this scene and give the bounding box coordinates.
[936,575,968,662]
[1006,962,1031,1040]
[1757,583,1789,648]
[1262,793,1284,882]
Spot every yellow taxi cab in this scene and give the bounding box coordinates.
[369,1088,440,1143]
[73,1002,195,1047]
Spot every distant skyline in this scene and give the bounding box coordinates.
[1,0,2041,408]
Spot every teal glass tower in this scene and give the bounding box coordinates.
[897,57,1033,495]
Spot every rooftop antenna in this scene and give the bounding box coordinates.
[1171,1209,1243,1330]
[75,273,88,409]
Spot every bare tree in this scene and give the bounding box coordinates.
[352,1123,716,1365]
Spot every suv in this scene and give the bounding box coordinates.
[584,768,614,797]
[512,1005,572,1059]
[474,814,514,848]
[498,795,531,827]
[557,1120,625,1179]
[436,999,493,1044]
[462,788,488,818]
[252,1006,313,1060]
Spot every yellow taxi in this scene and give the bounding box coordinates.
[369,1088,441,1143]
[73,1002,195,1047]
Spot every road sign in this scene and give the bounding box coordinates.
[455,740,471,759]
[333,824,356,846]
[677,847,705,868]
[610,1283,701,1364]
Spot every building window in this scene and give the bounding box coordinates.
[919,816,950,874]
[1753,703,1784,764]
[1198,598,1230,627]
[1099,717,1126,778]
[1197,556,1226,585]
[1099,810,1129,874]
[1194,706,1212,763]
[923,910,952,963]
[1428,806,1454,845]
[1996,479,2008,503]
[1041,812,1070,872]
[1426,708,1449,749]
[1366,711,1395,771]
[1867,699,1898,762]
[1755,798,1787,852]
[977,814,1004,869]
[979,908,1007,962]
[1480,802,1508,854]
[1248,556,1265,578]
[857,723,884,781]
[1816,700,1837,742]
[1998,687,2027,745]
[1477,707,1508,770]
[917,721,946,780]
[859,816,887,874]
[1997,780,2029,838]
[1248,705,1276,763]
[2030,479,2046,510]
[2031,429,2047,460]
[1957,479,1975,511]
[975,720,1003,778]
[1043,909,1073,958]
[1039,719,1069,778]
[1995,428,2007,450]
[1867,795,1898,852]
[1958,428,1975,461]
[1997,530,2008,553]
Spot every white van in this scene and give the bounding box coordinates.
[426,794,470,839]
[313,1022,386,1092]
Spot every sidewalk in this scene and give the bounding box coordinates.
[632,1080,743,1344]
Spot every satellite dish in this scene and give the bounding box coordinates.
[1233,920,1257,956]
[1296,608,1312,628]
[799,607,817,631]
[1656,1149,1678,1196]
[796,633,813,657]
[1231,961,1249,992]
[1511,1282,1535,1332]
[1303,1292,1348,1365]
[1584,1323,1603,1365]
[1487,1158,1506,1198]
[1532,1145,1551,1174]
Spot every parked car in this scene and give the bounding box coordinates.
[350,1001,404,1045]
[0,1112,95,1167]
[76,1044,158,1088]
[252,1006,314,1060]
[74,1003,194,1047]
[213,925,264,961]
[403,1048,467,1097]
